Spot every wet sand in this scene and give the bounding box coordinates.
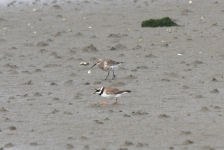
[0,0,224,149]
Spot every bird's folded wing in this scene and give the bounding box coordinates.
[107,90,128,94]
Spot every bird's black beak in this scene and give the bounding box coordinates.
[91,63,96,68]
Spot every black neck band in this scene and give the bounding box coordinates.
[99,87,104,96]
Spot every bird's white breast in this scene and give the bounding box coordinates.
[101,92,114,98]
[101,92,122,98]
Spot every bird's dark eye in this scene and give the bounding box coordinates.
[96,90,100,92]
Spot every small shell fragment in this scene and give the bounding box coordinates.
[88,70,91,74]
[177,54,182,56]
[80,62,89,66]
[189,1,192,4]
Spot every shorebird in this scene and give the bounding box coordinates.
[91,59,123,80]
[94,87,131,106]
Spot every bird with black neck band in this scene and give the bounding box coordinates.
[94,87,131,106]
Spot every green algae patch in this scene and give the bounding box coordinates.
[141,17,179,27]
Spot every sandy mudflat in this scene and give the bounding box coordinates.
[0,0,224,149]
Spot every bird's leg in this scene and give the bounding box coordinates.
[99,100,109,105]
[112,70,117,80]
[115,99,118,106]
[105,72,109,80]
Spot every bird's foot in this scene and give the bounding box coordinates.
[99,100,109,105]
